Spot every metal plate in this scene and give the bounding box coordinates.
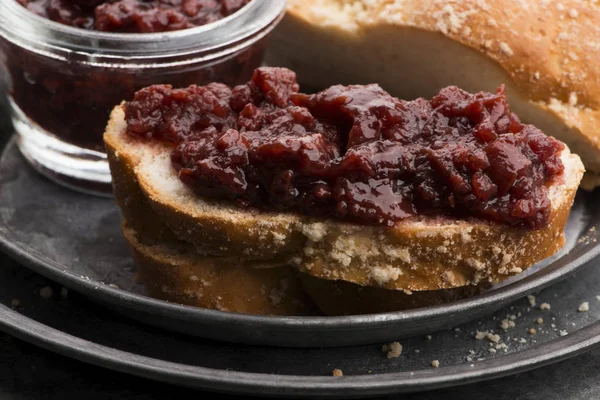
[1,250,600,398]
[1,138,599,347]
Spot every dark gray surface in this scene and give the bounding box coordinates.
[2,333,600,400]
[2,328,600,400]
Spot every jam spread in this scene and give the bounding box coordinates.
[124,67,565,229]
[17,0,251,32]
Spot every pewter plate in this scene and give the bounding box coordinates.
[1,136,599,348]
[2,247,600,398]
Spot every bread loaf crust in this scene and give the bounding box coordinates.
[267,0,600,184]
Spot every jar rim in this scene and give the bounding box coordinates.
[0,0,286,56]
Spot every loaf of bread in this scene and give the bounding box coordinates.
[266,0,600,187]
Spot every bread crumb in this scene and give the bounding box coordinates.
[466,258,486,271]
[487,333,500,343]
[568,92,578,106]
[500,319,516,330]
[431,360,440,368]
[332,369,343,377]
[382,342,403,359]
[529,328,536,335]
[537,318,543,325]
[461,228,473,243]
[383,247,411,263]
[559,330,568,336]
[272,231,286,243]
[540,303,551,310]
[39,286,53,299]
[11,299,20,307]
[578,302,589,312]
[371,266,402,286]
[475,331,500,343]
[60,287,69,299]
[499,42,514,56]
[475,331,487,340]
[300,222,328,242]
[426,335,432,340]
[527,295,536,307]
[519,338,527,344]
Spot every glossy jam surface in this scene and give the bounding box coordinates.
[124,67,565,229]
[16,0,251,32]
[2,37,266,151]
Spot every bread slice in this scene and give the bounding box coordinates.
[104,105,584,292]
[266,0,600,188]
[122,221,318,316]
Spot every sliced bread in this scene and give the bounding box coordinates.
[104,104,584,292]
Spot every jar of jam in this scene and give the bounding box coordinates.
[0,0,286,195]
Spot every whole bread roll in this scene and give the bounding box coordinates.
[266,0,600,188]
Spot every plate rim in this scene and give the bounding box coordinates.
[1,137,600,345]
[1,300,600,397]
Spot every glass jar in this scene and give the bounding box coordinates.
[0,0,286,196]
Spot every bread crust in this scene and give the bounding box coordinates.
[105,122,180,244]
[104,105,584,292]
[267,0,600,186]
[104,106,303,265]
[292,202,573,291]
